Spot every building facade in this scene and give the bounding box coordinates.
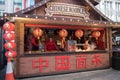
[96,0,120,22]
[0,0,34,16]
[1,0,120,22]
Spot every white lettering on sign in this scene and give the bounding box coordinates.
[45,2,90,20]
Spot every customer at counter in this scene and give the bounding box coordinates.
[44,37,59,52]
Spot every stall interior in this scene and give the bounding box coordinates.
[24,26,106,54]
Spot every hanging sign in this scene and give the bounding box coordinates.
[45,2,90,20]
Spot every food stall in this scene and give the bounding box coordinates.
[2,0,114,78]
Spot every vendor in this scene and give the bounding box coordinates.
[25,31,33,51]
[44,37,59,52]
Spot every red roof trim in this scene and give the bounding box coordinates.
[25,24,105,30]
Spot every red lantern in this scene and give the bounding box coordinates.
[4,42,16,50]
[3,22,15,31]
[92,31,101,40]
[59,29,68,49]
[5,50,17,58]
[33,28,43,38]
[3,32,15,41]
[5,31,15,33]
[75,30,83,39]
[59,29,68,38]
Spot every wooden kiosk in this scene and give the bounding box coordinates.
[3,0,116,78]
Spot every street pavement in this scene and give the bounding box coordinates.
[16,68,120,80]
[1,67,120,80]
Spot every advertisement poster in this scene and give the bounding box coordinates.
[67,40,77,52]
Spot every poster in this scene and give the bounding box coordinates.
[67,40,77,52]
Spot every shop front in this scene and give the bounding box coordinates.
[3,0,113,78]
[12,18,111,78]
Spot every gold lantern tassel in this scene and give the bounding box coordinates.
[61,37,66,49]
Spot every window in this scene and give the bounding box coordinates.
[13,0,22,12]
[0,0,5,4]
[30,0,34,6]
[24,25,107,54]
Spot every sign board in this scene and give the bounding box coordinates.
[17,53,110,77]
[45,2,90,20]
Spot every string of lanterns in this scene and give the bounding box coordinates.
[3,22,17,59]
[74,29,101,41]
[58,29,101,49]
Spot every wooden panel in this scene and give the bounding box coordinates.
[34,0,105,20]
[14,22,21,76]
[14,22,25,77]
[15,22,24,55]
[19,23,25,55]
[14,53,110,78]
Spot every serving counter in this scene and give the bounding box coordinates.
[14,50,110,78]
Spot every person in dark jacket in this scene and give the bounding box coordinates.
[31,37,39,51]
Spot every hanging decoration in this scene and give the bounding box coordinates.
[33,27,43,39]
[59,29,68,38]
[3,22,17,80]
[5,50,17,58]
[3,22,15,31]
[4,42,16,50]
[75,30,83,39]
[59,29,68,49]
[3,32,15,41]
[3,21,17,60]
[92,31,101,40]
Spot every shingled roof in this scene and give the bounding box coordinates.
[3,0,120,28]
[11,0,111,21]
